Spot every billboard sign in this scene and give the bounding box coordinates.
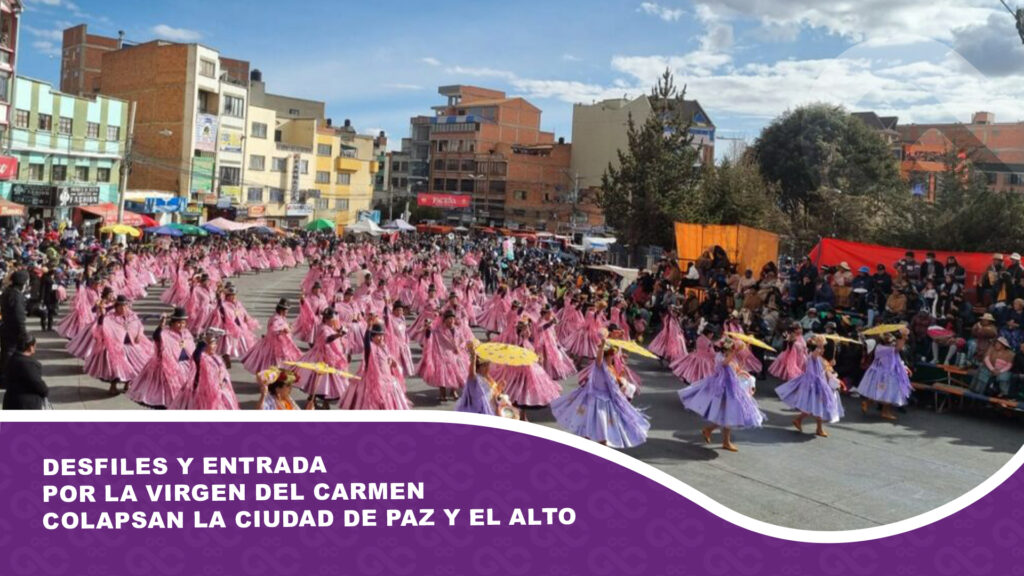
[417,193,471,208]
[194,114,218,152]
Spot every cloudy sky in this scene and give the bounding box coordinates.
[17,0,1024,153]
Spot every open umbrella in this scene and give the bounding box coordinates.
[822,334,863,345]
[145,225,184,237]
[99,224,141,237]
[167,222,208,236]
[606,338,660,359]
[860,324,906,337]
[474,342,539,366]
[306,218,335,232]
[725,332,777,353]
[200,223,227,235]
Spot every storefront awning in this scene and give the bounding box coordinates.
[77,203,158,227]
[0,198,26,217]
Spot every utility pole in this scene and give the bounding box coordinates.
[116,101,136,224]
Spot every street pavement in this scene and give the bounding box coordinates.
[13,265,1024,530]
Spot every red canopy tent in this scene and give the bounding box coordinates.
[76,203,158,228]
[808,238,1000,286]
[0,198,26,217]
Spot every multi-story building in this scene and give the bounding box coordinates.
[421,85,573,231]
[385,115,431,219]
[243,103,315,228]
[59,24,121,97]
[372,131,388,202]
[0,0,22,151]
[898,112,1024,197]
[71,34,253,222]
[0,75,127,221]
[570,95,715,231]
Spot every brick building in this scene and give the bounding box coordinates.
[60,24,121,97]
[423,85,580,231]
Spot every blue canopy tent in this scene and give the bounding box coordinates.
[145,226,185,237]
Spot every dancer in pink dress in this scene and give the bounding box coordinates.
[563,302,606,361]
[170,330,239,410]
[671,326,717,384]
[383,301,416,378]
[211,286,259,363]
[293,282,328,345]
[725,314,763,374]
[339,324,412,410]
[532,306,577,381]
[56,276,101,340]
[84,296,154,395]
[418,309,470,402]
[648,308,688,364]
[769,324,808,381]
[241,299,302,374]
[127,308,196,409]
[492,321,563,418]
[476,286,511,335]
[296,308,351,403]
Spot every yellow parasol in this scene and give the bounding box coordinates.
[860,324,906,337]
[823,334,863,345]
[284,361,359,379]
[474,342,539,366]
[606,338,660,359]
[725,332,777,353]
[100,224,141,237]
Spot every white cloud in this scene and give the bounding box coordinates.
[693,0,997,43]
[638,2,684,22]
[446,65,517,79]
[383,83,423,91]
[421,57,441,66]
[24,24,66,41]
[32,40,60,57]
[150,24,202,42]
[562,53,582,62]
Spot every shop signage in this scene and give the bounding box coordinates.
[247,205,266,217]
[10,184,55,207]
[145,197,187,213]
[56,186,100,207]
[417,193,471,208]
[286,203,313,217]
[0,156,18,181]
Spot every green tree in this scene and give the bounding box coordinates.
[599,69,704,257]
[697,157,787,233]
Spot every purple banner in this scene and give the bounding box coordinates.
[0,421,1020,575]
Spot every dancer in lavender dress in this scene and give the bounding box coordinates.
[456,343,498,416]
[854,327,912,421]
[679,338,765,452]
[551,340,650,449]
[775,335,844,437]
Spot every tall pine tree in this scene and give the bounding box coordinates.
[599,69,704,260]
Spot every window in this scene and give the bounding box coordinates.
[0,72,8,102]
[299,160,309,174]
[271,157,287,172]
[336,173,351,185]
[28,163,44,180]
[249,155,265,171]
[269,188,285,203]
[336,198,349,211]
[75,166,89,181]
[251,122,267,138]
[490,180,506,194]
[987,172,999,185]
[247,187,263,203]
[58,117,73,135]
[315,198,329,210]
[491,162,507,176]
[460,159,476,172]
[436,140,448,152]
[1011,174,1024,186]
[86,122,100,139]
[199,59,216,78]
[460,179,475,193]
[198,91,213,114]
[317,143,332,156]
[107,126,120,141]
[341,148,356,158]
[97,167,111,182]
[52,165,67,181]
[445,179,458,192]
[433,178,443,190]
[316,171,330,184]
[38,113,52,131]
[274,129,282,142]
[219,166,240,185]
[513,190,527,201]
[223,95,245,118]
[288,108,299,116]
[433,159,444,170]
[446,159,459,171]
[13,109,28,129]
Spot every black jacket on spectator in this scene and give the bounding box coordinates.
[0,285,28,346]
[1,351,47,409]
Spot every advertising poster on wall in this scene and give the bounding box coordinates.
[194,114,218,153]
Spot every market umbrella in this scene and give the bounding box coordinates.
[725,332,777,353]
[474,342,539,366]
[99,224,141,237]
[167,222,208,236]
[306,218,335,232]
[606,338,660,359]
[144,225,184,237]
[200,223,227,235]
[822,334,863,345]
[284,361,358,380]
[860,324,906,336]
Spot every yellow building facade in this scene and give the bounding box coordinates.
[311,127,376,228]
[243,104,316,228]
